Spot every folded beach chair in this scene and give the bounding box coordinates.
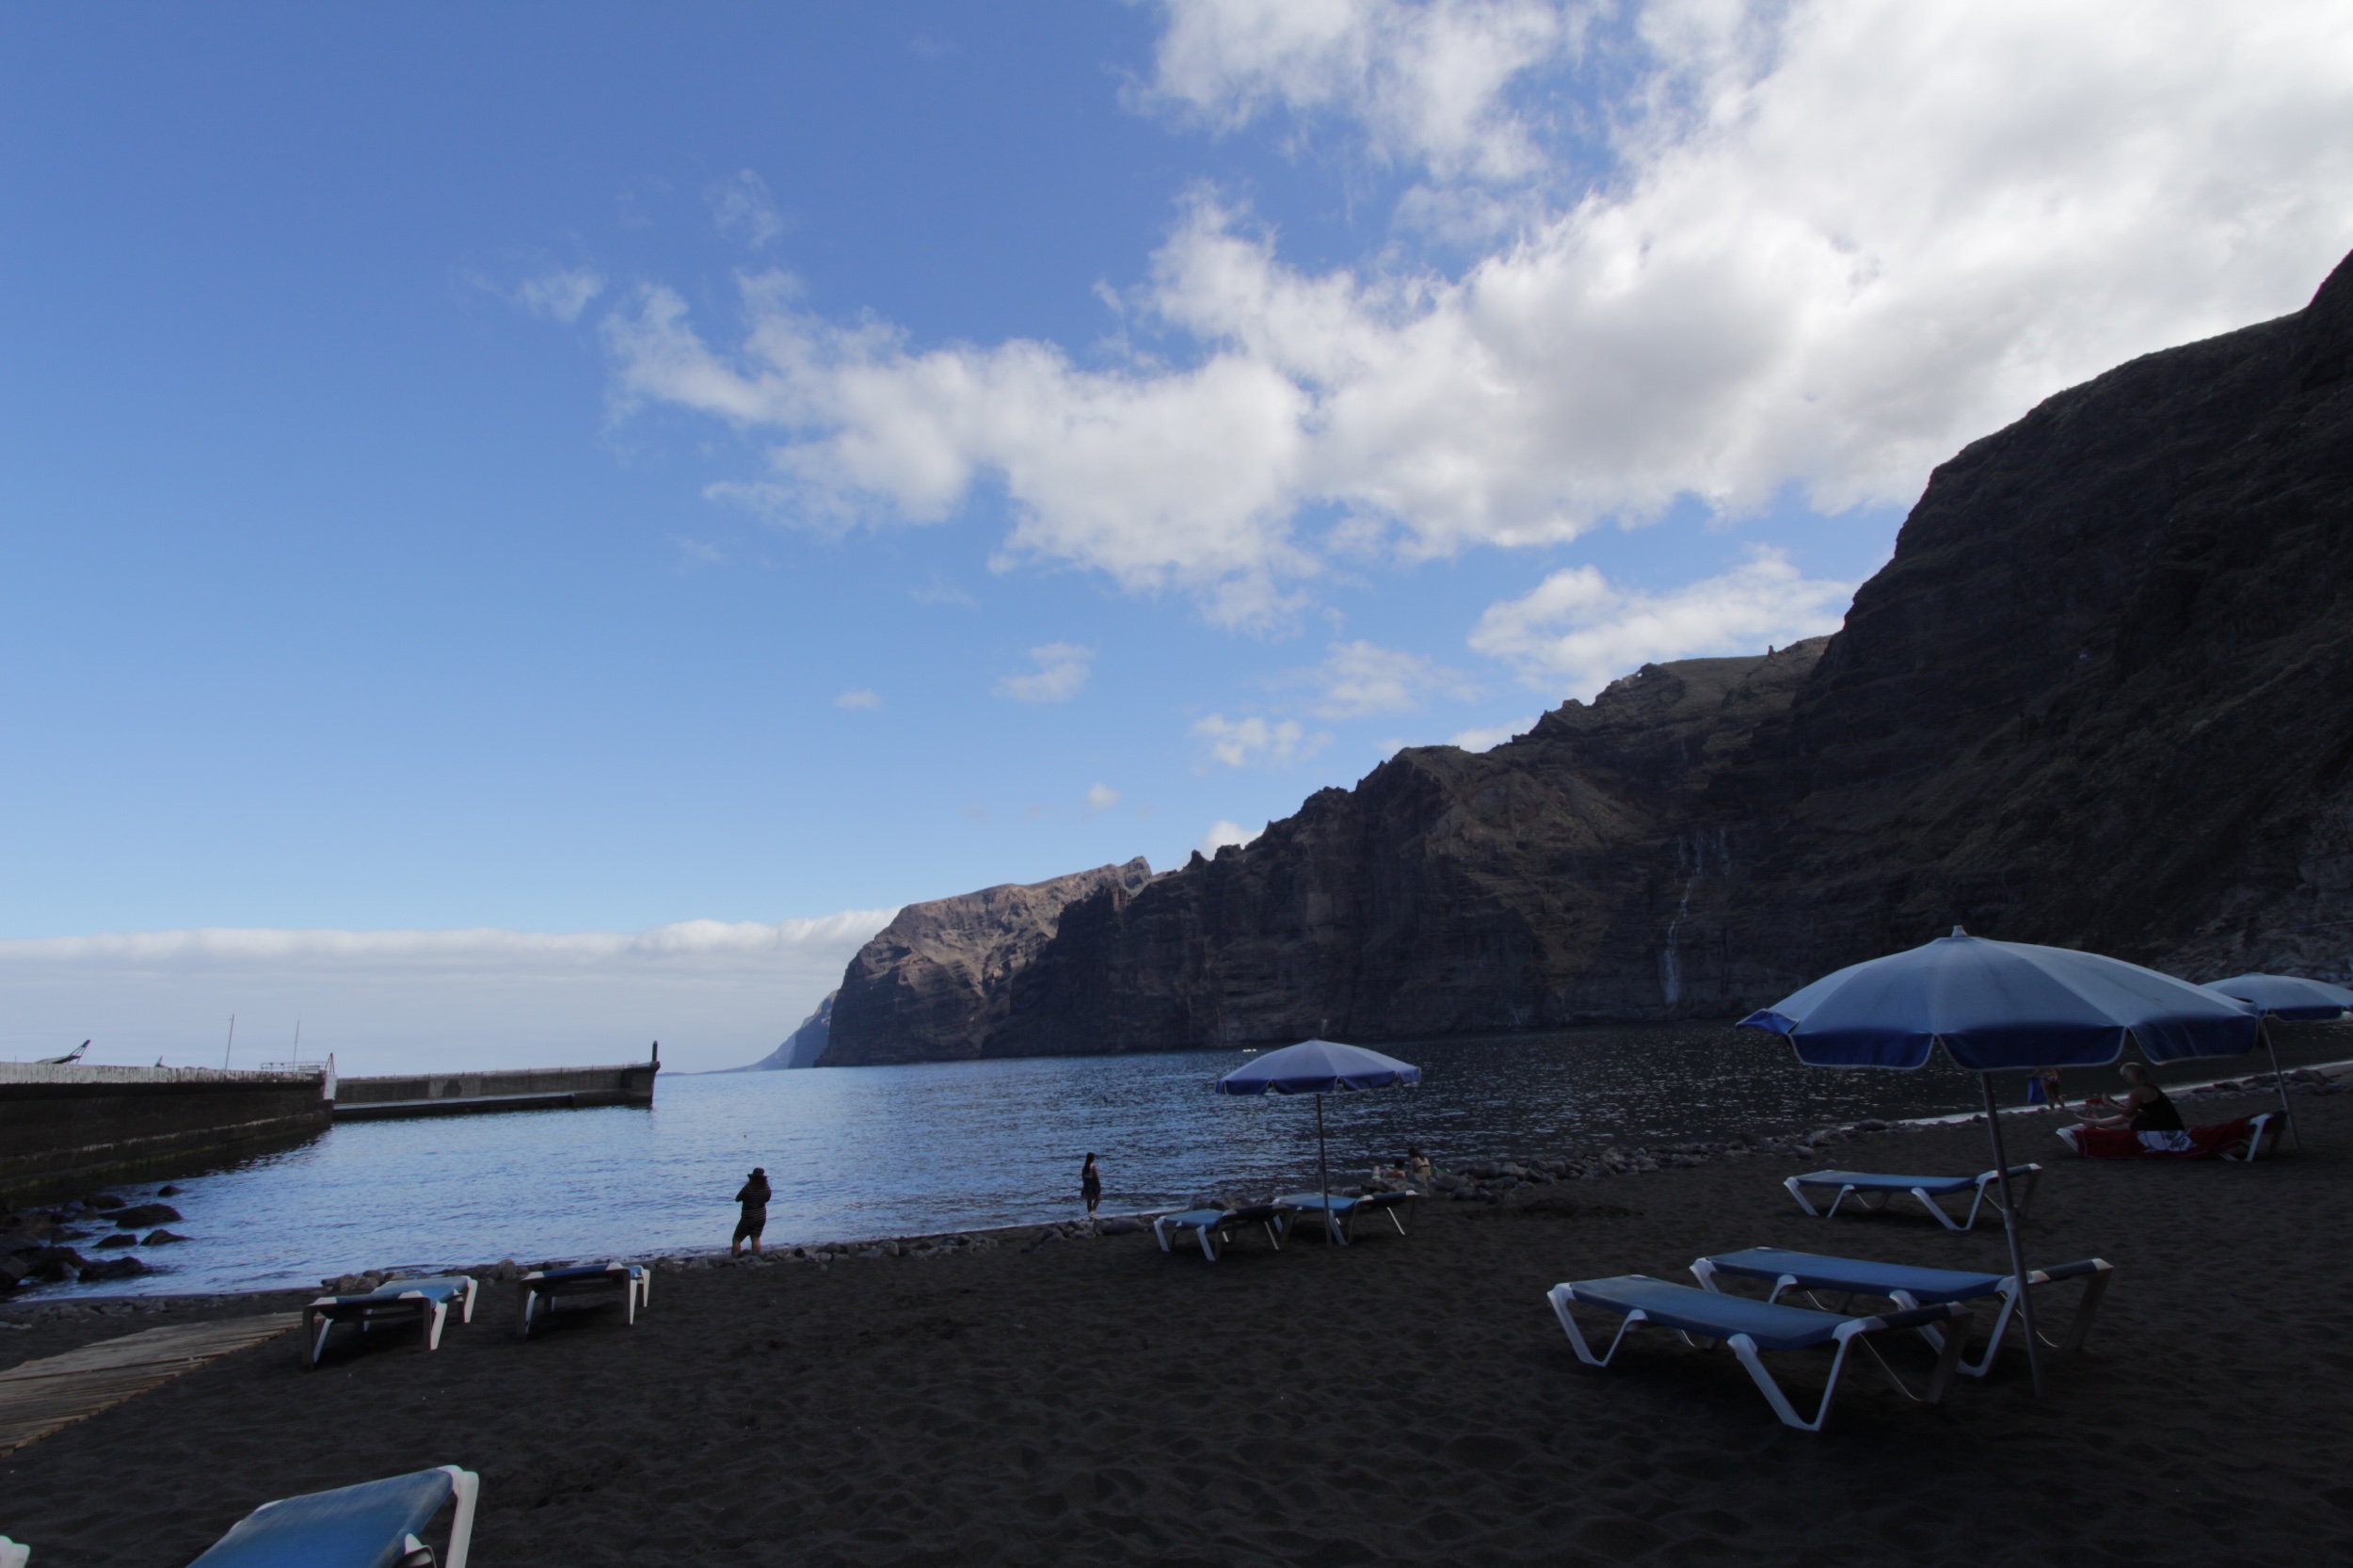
[1152,1203,1295,1261]
[1274,1190,1418,1244]
[1,1534,25,1568]
[1690,1247,2113,1378]
[516,1261,650,1337]
[1547,1275,1968,1432]
[1783,1163,2041,1231]
[2056,1112,2275,1161]
[186,1464,478,1568]
[302,1275,478,1369]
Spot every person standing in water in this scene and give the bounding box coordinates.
[1080,1153,1102,1218]
[731,1166,772,1257]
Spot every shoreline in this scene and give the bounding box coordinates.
[12,1056,2345,1327]
[8,1087,2348,1565]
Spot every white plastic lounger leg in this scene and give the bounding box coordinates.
[424,1300,448,1352]
[456,1278,477,1324]
[1784,1176,1827,1217]
[1152,1218,1176,1254]
[0,1534,27,1568]
[1545,1287,1649,1368]
[1912,1187,1970,1231]
[440,1465,480,1568]
[1725,1329,1856,1432]
[1945,1262,2113,1376]
[1199,1225,1220,1262]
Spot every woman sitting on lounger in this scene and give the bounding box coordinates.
[2074,1063,2185,1133]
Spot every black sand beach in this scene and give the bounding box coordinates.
[4,1087,2348,1567]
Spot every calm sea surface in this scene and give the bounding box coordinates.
[40,1021,2348,1299]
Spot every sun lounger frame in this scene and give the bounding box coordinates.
[1273,1190,1419,1245]
[1783,1163,2041,1231]
[1152,1203,1295,1261]
[301,1276,478,1370]
[0,1534,25,1568]
[1547,1275,1968,1432]
[516,1262,650,1337]
[1691,1248,2112,1378]
[187,1464,478,1568]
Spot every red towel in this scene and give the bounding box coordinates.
[2058,1117,2255,1160]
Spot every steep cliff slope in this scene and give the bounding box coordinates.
[820,859,1155,1065]
[724,990,836,1071]
[834,250,2353,1061]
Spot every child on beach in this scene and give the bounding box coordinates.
[731,1167,771,1257]
[1080,1153,1102,1217]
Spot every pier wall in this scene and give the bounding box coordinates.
[0,1064,332,1201]
[331,1063,658,1120]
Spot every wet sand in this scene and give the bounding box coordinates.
[3,1087,2347,1566]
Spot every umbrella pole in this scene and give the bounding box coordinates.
[2259,1018,2300,1151]
[1979,1072,2047,1400]
[1316,1094,1336,1243]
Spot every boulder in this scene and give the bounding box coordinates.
[79,1256,149,1282]
[94,1233,136,1250]
[155,1185,182,1196]
[84,1192,125,1210]
[110,1204,184,1228]
[1096,1216,1144,1236]
[143,1230,190,1246]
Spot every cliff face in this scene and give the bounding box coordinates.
[837,249,2353,1061]
[726,990,835,1071]
[819,859,1155,1065]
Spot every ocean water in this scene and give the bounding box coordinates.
[31,1021,2347,1299]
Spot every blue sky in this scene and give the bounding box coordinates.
[5,2,2348,1070]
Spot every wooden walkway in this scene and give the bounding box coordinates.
[0,1313,299,1454]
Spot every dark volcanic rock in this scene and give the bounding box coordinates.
[726,990,837,1072]
[93,1233,136,1249]
[110,1204,182,1228]
[835,251,2353,1061]
[78,1256,149,1282]
[822,859,1156,1065]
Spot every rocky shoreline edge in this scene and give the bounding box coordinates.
[8,1056,2345,1330]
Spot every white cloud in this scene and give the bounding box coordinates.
[910,573,980,608]
[995,643,1096,703]
[1200,818,1263,855]
[1143,0,1575,184]
[1083,782,1122,814]
[710,168,786,248]
[0,910,895,1076]
[1448,716,1537,751]
[834,688,883,710]
[1468,548,1851,697]
[516,266,605,324]
[599,1,2353,626]
[1192,712,1325,769]
[1299,638,1478,717]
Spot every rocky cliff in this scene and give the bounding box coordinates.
[725,990,836,1071]
[819,859,1156,1065]
[835,249,2353,1061]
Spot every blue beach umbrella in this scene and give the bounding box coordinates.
[1738,927,2263,1397]
[2201,972,2349,1147]
[1215,1039,1420,1241]
[2202,971,2353,1021]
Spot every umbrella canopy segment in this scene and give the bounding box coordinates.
[1213,1038,1422,1096]
[1739,931,2262,1070]
[1215,1039,1420,1245]
[2202,972,2353,1023]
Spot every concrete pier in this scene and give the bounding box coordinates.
[330,1061,659,1121]
[0,1064,332,1202]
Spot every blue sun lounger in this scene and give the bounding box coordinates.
[1690,1247,2113,1378]
[1546,1274,1968,1432]
[1784,1163,2041,1231]
[1273,1190,1419,1244]
[187,1464,478,1568]
[301,1276,478,1369]
[517,1262,650,1337]
[1153,1203,1295,1261]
